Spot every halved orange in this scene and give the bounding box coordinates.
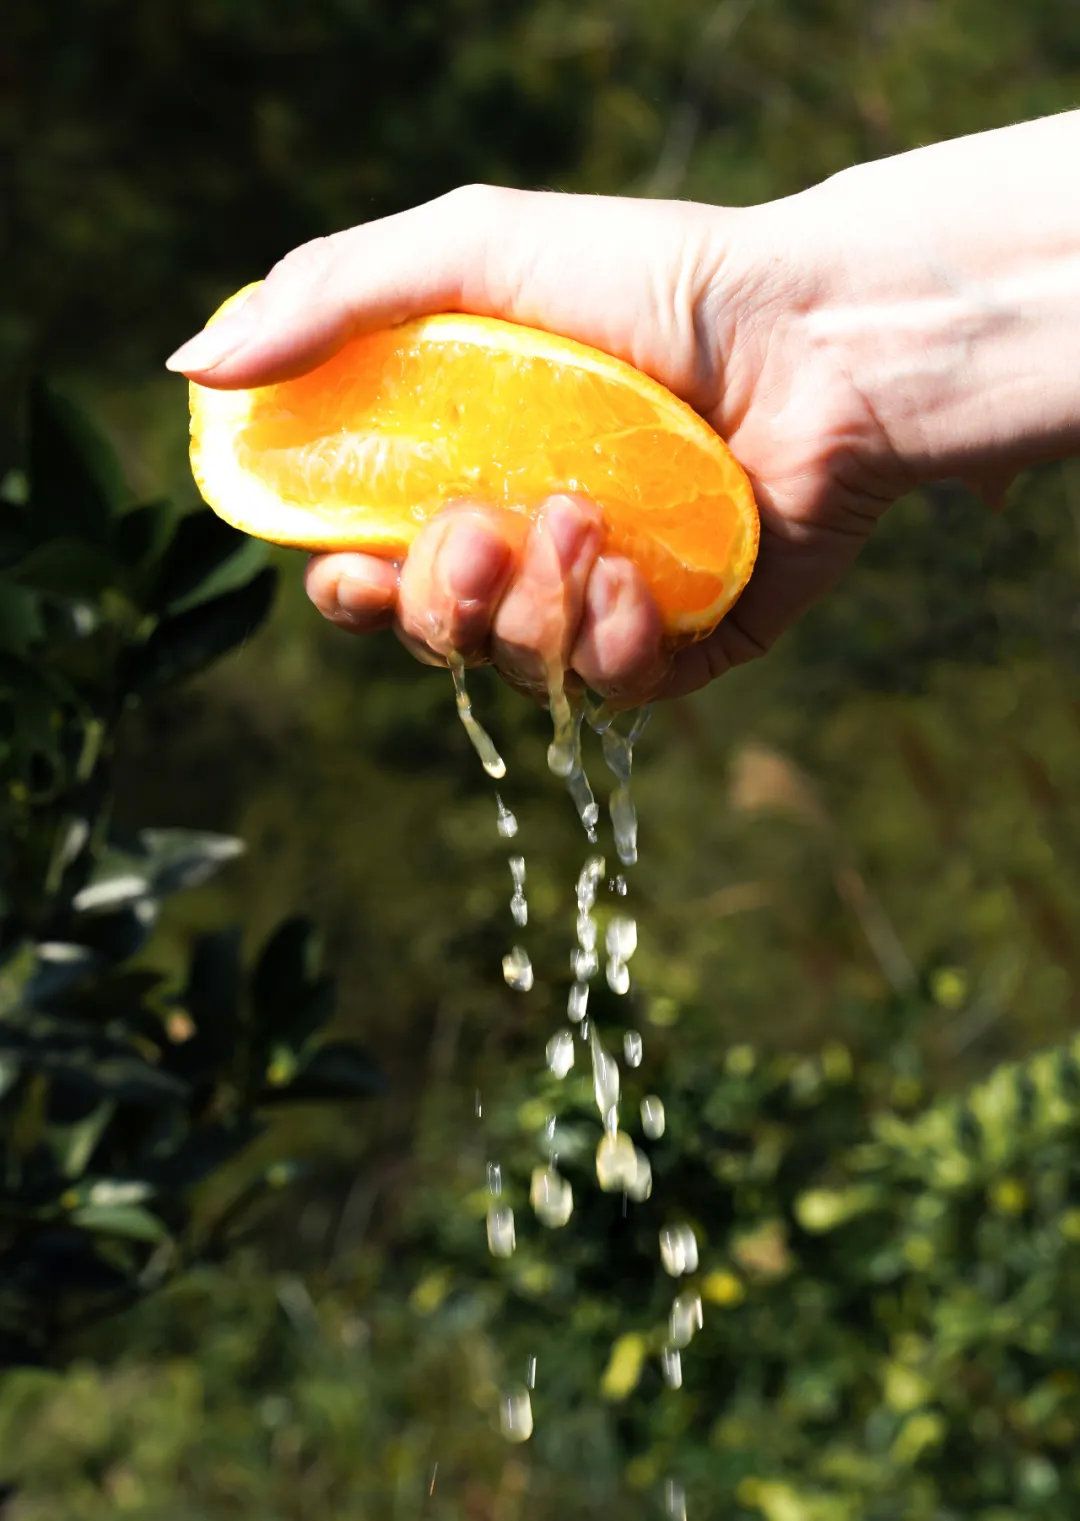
[188,287,758,638]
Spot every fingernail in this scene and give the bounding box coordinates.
[443,523,511,602]
[544,495,595,572]
[165,306,255,373]
[335,556,398,613]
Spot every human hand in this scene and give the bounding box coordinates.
[167,114,1080,700]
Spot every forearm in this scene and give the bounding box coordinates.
[793,112,1080,482]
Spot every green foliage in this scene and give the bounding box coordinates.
[0,389,380,1368]
[2,1,1079,1516]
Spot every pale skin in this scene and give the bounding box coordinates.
[167,112,1080,704]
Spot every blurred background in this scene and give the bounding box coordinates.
[2,2,1079,1517]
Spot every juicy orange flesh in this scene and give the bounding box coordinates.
[193,314,758,636]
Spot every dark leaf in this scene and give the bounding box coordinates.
[0,1229,131,1294]
[24,943,104,1007]
[113,500,175,569]
[183,928,243,1029]
[251,917,334,1044]
[8,540,122,599]
[0,581,44,655]
[261,1040,384,1104]
[152,508,267,614]
[125,566,277,692]
[142,1116,264,1191]
[28,382,126,543]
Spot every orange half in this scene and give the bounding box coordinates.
[189,289,759,638]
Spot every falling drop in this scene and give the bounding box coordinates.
[590,1029,620,1119]
[659,1224,698,1277]
[641,1095,666,1139]
[623,1030,643,1067]
[567,982,589,1022]
[487,1161,502,1196]
[572,947,600,981]
[606,916,638,961]
[530,1164,574,1227]
[626,1147,653,1201]
[546,1030,575,1079]
[509,855,528,927]
[526,1355,537,1389]
[448,653,506,779]
[576,912,598,952]
[499,1386,534,1443]
[486,1204,516,1258]
[669,1292,703,1348]
[660,1346,683,1390]
[664,1478,688,1521]
[495,794,519,838]
[595,1130,639,1193]
[606,958,631,995]
[502,946,534,992]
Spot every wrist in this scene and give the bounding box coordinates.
[792,117,1080,486]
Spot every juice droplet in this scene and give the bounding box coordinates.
[623,1030,643,1067]
[627,1147,652,1201]
[590,1029,620,1118]
[509,854,528,926]
[659,1224,698,1277]
[576,855,606,911]
[600,710,651,866]
[499,1387,533,1443]
[605,957,631,995]
[502,946,534,992]
[530,1164,574,1227]
[660,1346,683,1389]
[669,1292,703,1348]
[664,1477,687,1521]
[494,794,519,838]
[595,1130,639,1193]
[572,947,599,981]
[487,1161,502,1196]
[576,912,598,952]
[606,916,638,961]
[546,1030,575,1078]
[641,1094,665,1139]
[567,981,589,1022]
[448,654,506,779]
[486,1204,516,1258]
[526,1354,537,1389]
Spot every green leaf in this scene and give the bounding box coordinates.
[0,581,45,654]
[125,567,277,692]
[113,500,175,570]
[251,917,334,1047]
[137,828,244,895]
[69,1203,169,1243]
[153,508,267,614]
[28,382,127,543]
[261,1041,384,1104]
[8,540,122,599]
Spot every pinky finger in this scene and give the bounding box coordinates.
[305,552,400,633]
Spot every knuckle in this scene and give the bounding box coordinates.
[265,235,334,289]
[444,182,509,221]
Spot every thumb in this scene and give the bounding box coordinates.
[164,185,724,406]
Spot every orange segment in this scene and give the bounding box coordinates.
[188,293,759,637]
